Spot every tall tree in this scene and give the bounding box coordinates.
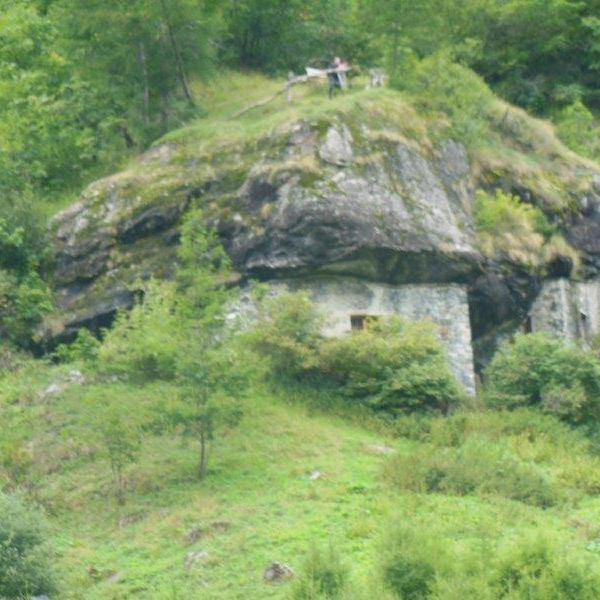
[51,0,219,143]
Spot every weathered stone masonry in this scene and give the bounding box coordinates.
[273,277,476,395]
[528,278,600,344]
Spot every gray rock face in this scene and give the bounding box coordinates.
[46,110,600,379]
[49,120,481,344]
[228,133,481,284]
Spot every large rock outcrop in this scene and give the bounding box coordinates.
[47,92,600,373]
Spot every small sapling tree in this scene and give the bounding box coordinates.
[97,403,142,504]
[169,208,248,479]
[174,343,246,479]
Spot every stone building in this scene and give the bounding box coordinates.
[273,277,476,395]
[527,278,600,345]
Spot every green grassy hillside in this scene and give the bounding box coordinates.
[4,355,600,598]
[6,72,600,599]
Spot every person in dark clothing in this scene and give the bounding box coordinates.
[328,56,342,98]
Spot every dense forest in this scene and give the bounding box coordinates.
[6,1,600,598]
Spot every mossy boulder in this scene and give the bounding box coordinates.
[46,89,600,367]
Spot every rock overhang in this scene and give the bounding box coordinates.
[44,101,600,373]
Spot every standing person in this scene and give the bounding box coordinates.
[328,57,342,98]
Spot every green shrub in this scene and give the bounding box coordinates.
[247,291,323,380]
[98,279,182,381]
[493,535,600,599]
[0,493,58,598]
[0,202,53,345]
[293,543,349,599]
[250,295,463,415]
[54,328,100,363]
[378,523,441,599]
[556,100,600,161]
[396,54,494,147]
[318,318,463,415]
[484,333,600,424]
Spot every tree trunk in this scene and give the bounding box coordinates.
[112,463,126,505]
[198,432,208,480]
[117,471,126,505]
[160,90,169,133]
[159,0,195,106]
[138,40,150,125]
[391,23,400,74]
[119,125,135,148]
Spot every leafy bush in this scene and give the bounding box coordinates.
[556,100,600,161]
[247,291,323,381]
[54,328,100,363]
[98,279,182,381]
[250,294,463,415]
[378,523,441,599]
[0,493,58,598]
[293,543,349,600]
[0,270,53,345]
[385,436,561,507]
[318,318,463,415]
[0,197,53,345]
[484,333,600,424]
[397,54,494,147]
[493,535,600,599]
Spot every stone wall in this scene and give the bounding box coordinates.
[528,278,600,344]
[274,277,476,395]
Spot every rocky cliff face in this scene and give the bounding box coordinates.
[48,92,600,372]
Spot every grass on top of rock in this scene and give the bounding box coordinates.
[474,188,579,272]
[77,64,600,236]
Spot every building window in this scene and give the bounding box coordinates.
[350,314,380,331]
[350,314,367,331]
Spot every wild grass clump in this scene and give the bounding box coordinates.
[484,333,600,424]
[385,436,561,507]
[474,189,577,271]
[388,407,600,502]
[248,293,463,416]
[374,520,600,599]
[293,543,350,600]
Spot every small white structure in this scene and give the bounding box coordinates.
[527,278,600,344]
[273,277,476,395]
